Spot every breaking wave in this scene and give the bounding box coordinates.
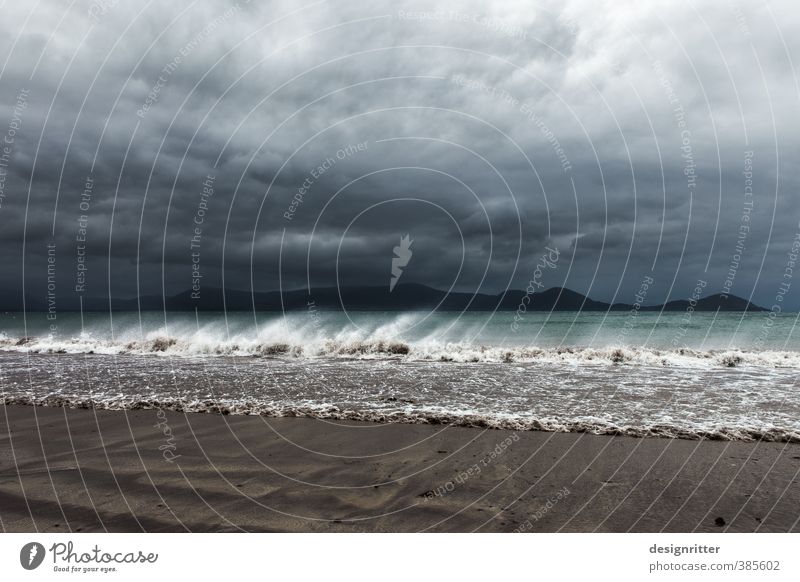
[5,394,799,443]
[1,332,799,368]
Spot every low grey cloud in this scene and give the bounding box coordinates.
[0,0,798,309]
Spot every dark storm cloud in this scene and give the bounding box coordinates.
[0,0,798,309]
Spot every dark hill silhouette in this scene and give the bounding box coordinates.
[6,284,767,312]
[651,294,760,312]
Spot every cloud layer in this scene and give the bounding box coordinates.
[0,0,798,309]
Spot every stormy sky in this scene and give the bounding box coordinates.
[0,0,799,309]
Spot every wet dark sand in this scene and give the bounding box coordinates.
[0,404,798,532]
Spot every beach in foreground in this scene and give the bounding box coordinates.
[1,405,797,532]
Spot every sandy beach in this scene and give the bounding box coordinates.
[1,404,797,533]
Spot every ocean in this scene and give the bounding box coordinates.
[1,309,799,441]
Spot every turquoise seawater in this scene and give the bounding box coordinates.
[1,309,798,353]
[1,310,799,441]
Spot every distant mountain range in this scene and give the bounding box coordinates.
[5,283,767,312]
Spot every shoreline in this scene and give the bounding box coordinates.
[5,397,799,443]
[1,404,798,532]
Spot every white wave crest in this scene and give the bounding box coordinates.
[1,331,800,368]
